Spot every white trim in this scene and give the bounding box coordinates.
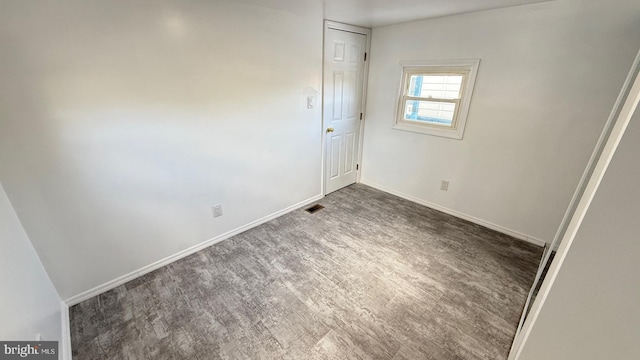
[360,179,546,247]
[324,20,370,36]
[65,193,324,305]
[356,25,372,184]
[393,59,480,140]
[322,20,372,194]
[60,300,71,360]
[508,48,640,360]
[320,23,327,196]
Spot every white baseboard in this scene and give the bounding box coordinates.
[65,194,324,306]
[63,182,544,306]
[60,300,71,360]
[360,180,546,248]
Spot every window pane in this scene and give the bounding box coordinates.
[404,100,455,126]
[407,74,463,99]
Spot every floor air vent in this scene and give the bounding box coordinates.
[305,204,324,214]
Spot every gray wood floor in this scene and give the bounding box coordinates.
[70,184,542,360]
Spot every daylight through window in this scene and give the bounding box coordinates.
[394,59,479,139]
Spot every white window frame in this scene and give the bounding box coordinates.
[393,59,480,139]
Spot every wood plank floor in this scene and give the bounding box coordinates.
[70,184,543,359]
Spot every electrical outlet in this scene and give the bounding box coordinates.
[212,204,223,218]
[440,180,449,191]
[36,333,41,341]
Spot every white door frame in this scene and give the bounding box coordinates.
[508,48,640,359]
[321,20,372,195]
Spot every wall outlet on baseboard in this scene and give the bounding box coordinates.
[212,204,223,218]
[440,180,449,191]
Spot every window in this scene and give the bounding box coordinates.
[394,59,480,139]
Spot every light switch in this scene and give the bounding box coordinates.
[307,96,314,109]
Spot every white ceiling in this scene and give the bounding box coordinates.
[232,0,553,28]
[323,0,553,27]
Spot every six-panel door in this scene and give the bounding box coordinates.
[324,28,366,194]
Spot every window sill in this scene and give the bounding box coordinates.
[392,122,464,139]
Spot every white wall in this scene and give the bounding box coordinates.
[361,0,640,243]
[0,182,62,342]
[517,83,640,360]
[0,0,323,299]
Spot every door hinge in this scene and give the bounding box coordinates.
[356,164,359,170]
[364,52,367,61]
[360,113,363,120]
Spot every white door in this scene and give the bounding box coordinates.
[323,27,367,194]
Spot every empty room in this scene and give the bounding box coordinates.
[1,0,640,359]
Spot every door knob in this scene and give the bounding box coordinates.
[326,127,335,133]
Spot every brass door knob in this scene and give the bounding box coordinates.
[326,127,335,133]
